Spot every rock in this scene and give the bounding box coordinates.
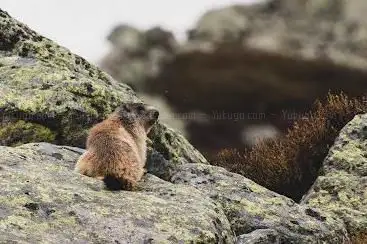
[0,9,205,166]
[0,9,138,147]
[188,5,249,43]
[271,0,367,24]
[100,24,178,91]
[0,55,131,147]
[0,120,56,146]
[0,143,232,243]
[302,114,367,239]
[0,142,352,243]
[168,163,348,243]
[236,229,280,244]
[107,25,146,54]
[145,27,178,52]
[107,25,177,54]
[189,0,367,69]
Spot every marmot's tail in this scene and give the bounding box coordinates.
[103,174,134,191]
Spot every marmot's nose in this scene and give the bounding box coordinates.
[152,110,159,119]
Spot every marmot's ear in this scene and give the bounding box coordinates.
[118,104,135,124]
[136,104,145,113]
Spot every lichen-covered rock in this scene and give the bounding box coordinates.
[0,143,231,243]
[0,9,205,165]
[0,10,114,82]
[0,9,137,147]
[236,229,280,244]
[302,114,367,240]
[0,55,132,147]
[0,120,56,146]
[0,142,353,243]
[166,163,348,243]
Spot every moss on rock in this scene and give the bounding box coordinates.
[302,114,367,241]
[0,143,232,243]
[0,120,56,146]
[0,8,138,148]
[168,163,349,243]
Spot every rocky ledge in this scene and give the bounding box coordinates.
[1,114,367,243]
[0,140,348,243]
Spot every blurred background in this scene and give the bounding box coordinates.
[2,0,367,158]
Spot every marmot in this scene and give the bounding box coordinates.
[74,102,159,190]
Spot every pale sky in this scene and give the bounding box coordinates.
[1,0,258,64]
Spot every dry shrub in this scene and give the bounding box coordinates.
[351,231,367,244]
[213,93,366,201]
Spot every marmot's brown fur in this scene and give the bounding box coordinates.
[74,102,159,190]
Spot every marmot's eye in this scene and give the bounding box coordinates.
[137,105,145,113]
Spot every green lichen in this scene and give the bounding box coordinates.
[0,195,30,207]
[302,114,367,240]
[0,120,56,146]
[0,143,233,242]
[0,55,129,147]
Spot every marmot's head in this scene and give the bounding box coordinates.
[113,102,159,133]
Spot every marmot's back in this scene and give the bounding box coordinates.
[87,120,137,160]
[75,102,159,190]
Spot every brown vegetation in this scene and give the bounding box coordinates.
[351,231,367,244]
[212,93,367,201]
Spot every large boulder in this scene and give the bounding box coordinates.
[0,9,136,147]
[0,142,349,243]
[168,163,347,243]
[302,114,367,240]
[0,143,232,243]
[0,9,206,166]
